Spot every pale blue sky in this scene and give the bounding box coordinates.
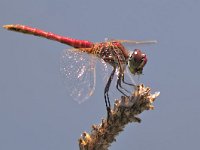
[0,0,200,150]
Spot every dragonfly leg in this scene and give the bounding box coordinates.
[104,67,116,120]
[116,74,129,96]
[122,74,136,87]
[116,74,136,95]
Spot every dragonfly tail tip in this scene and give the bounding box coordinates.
[3,24,15,30]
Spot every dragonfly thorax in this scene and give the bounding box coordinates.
[128,49,147,75]
[92,42,129,68]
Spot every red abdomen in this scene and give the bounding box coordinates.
[3,24,94,48]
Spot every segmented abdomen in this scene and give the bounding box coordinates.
[3,24,94,48]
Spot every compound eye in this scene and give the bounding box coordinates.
[133,49,143,62]
[141,53,147,66]
[141,53,146,59]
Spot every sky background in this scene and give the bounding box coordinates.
[0,0,200,150]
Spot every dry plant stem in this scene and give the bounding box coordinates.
[79,84,160,150]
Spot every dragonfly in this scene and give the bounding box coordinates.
[3,24,157,116]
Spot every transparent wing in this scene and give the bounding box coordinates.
[114,39,157,44]
[105,38,157,45]
[99,59,110,84]
[60,48,96,104]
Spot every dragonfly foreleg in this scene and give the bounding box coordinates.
[122,74,136,87]
[104,67,116,120]
[116,74,129,96]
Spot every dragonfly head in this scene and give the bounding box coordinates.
[128,49,147,75]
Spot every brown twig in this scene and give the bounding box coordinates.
[79,84,160,150]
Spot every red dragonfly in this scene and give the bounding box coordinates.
[3,24,157,114]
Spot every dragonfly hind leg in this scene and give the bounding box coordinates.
[104,67,116,120]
